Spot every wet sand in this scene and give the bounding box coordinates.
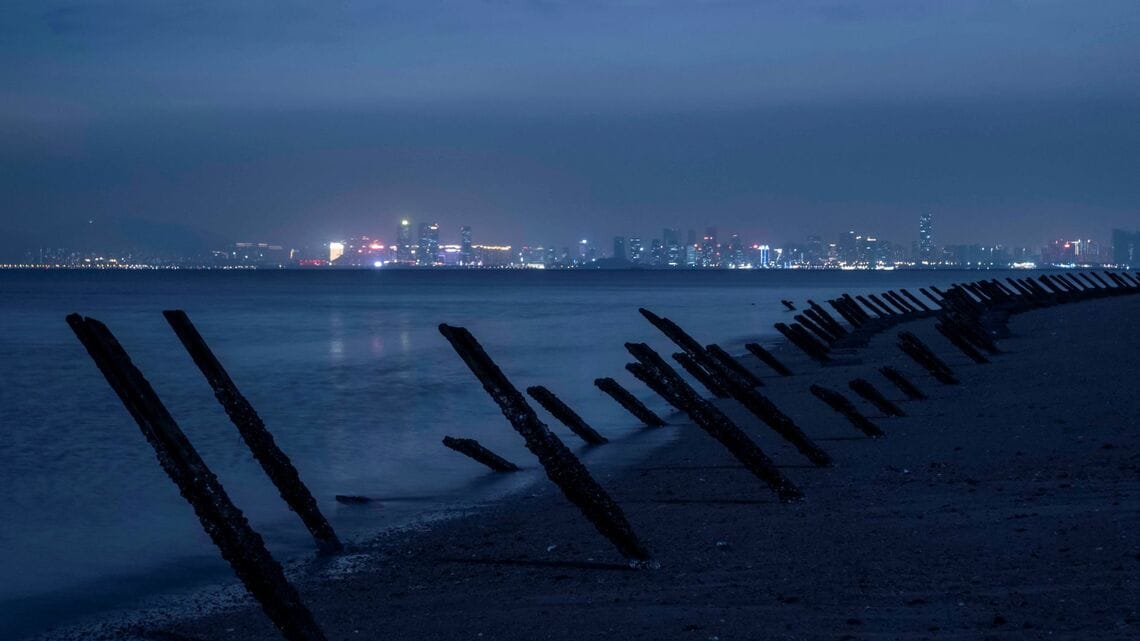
[88,295,1140,640]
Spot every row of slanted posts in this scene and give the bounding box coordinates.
[65,270,1140,640]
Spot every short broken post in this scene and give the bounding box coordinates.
[442,436,520,472]
[745,342,793,377]
[848,378,906,417]
[163,310,342,554]
[809,384,884,438]
[67,314,326,641]
[878,366,926,400]
[439,324,650,563]
[526,385,608,445]
[593,377,666,427]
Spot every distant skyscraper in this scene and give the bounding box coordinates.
[396,219,413,263]
[417,222,440,266]
[460,226,473,266]
[663,228,681,266]
[919,212,934,261]
[612,236,627,261]
[1112,228,1138,267]
[628,237,643,263]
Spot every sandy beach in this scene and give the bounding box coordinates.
[71,289,1140,640]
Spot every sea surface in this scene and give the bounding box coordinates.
[0,268,1011,638]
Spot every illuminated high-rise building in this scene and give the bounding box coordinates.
[612,236,627,261]
[328,241,345,263]
[396,219,413,263]
[919,211,934,261]
[417,222,440,266]
[627,237,643,263]
[459,226,473,266]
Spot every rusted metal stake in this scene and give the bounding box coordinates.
[593,377,666,427]
[625,343,805,500]
[439,324,650,562]
[162,310,342,554]
[442,436,520,472]
[67,314,326,641]
[897,332,959,385]
[526,385,608,445]
[706,344,764,387]
[810,384,884,438]
[878,366,926,400]
[745,342,793,377]
[848,378,906,417]
[672,352,731,398]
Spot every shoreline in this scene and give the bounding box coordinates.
[97,284,1140,638]
[31,275,1140,640]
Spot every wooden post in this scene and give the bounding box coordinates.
[162,310,342,554]
[705,344,764,387]
[774,322,831,364]
[807,298,852,337]
[897,332,959,385]
[526,385,608,445]
[745,342,793,377]
[868,294,901,316]
[67,314,326,641]
[672,352,731,399]
[626,362,688,412]
[438,324,650,562]
[899,289,932,312]
[809,384,884,438]
[781,299,796,311]
[625,343,804,501]
[828,298,864,328]
[442,436,520,472]
[878,366,926,400]
[593,377,666,427]
[639,311,830,467]
[919,287,944,308]
[935,323,990,364]
[795,313,837,345]
[848,378,906,417]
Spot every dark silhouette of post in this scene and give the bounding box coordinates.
[672,352,731,399]
[67,314,326,641]
[593,377,666,427]
[848,378,906,417]
[442,436,520,472]
[597,374,665,424]
[705,344,764,387]
[162,310,341,554]
[439,324,650,562]
[745,343,793,377]
[625,342,804,501]
[878,366,926,400]
[526,385,608,445]
[810,384,884,438]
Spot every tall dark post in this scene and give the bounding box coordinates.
[672,352,731,399]
[878,366,926,400]
[745,343,793,377]
[439,324,650,562]
[526,385,608,445]
[897,332,958,385]
[593,377,666,427]
[705,344,764,387]
[67,315,326,641]
[848,379,906,417]
[162,310,342,553]
[809,384,884,438]
[625,343,804,501]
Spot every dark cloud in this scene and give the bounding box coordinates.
[1,1,1138,255]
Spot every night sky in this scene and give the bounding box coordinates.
[2,1,1138,256]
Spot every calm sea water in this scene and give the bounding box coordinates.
[0,268,995,638]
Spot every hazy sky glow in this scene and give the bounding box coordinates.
[2,1,1139,254]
